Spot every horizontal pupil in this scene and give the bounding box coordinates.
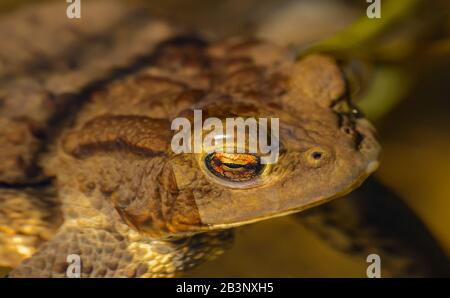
[222,162,257,170]
[222,162,242,169]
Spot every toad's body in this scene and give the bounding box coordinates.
[3,34,379,276]
[3,1,444,278]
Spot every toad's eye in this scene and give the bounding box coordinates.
[204,152,265,184]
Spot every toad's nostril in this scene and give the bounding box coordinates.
[312,152,322,160]
[304,147,332,168]
[343,127,352,135]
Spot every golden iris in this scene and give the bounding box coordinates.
[204,152,264,182]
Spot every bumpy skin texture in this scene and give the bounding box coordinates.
[0,1,387,277]
[55,39,380,231]
[11,226,232,278]
[0,0,178,183]
[9,36,379,277]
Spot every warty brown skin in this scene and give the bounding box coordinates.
[0,1,383,277]
[0,0,178,184]
[9,36,380,277]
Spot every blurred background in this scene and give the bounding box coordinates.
[1,0,449,277]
